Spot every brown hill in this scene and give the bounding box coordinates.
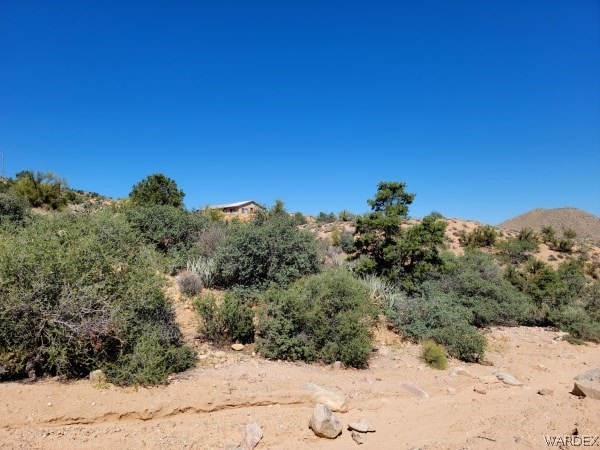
[498,207,600,244]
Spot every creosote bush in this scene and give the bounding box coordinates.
[257,269,377,368]
[421,341,448,369]
[193,292,255,345]
[0,211,195,385]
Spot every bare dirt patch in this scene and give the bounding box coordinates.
[1,326,598,449]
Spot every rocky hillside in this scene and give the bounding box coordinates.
[498,208,600,244]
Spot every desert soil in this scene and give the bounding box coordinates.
[1,304,599,450]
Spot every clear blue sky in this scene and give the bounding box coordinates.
[1,0,599,224]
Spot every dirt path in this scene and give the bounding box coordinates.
[1,326,599,449]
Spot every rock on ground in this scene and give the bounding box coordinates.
[572,368,600,400]
[300,383,349,412]
[239,422,263,450]
[309,403,342,439]
[495,371,524,386]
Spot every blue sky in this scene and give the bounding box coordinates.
[1,0,599,224]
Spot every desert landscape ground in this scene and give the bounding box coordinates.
[1,320,598,449]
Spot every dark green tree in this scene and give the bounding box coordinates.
[354,182,446,289]
[129,174,185,208]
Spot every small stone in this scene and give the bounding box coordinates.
[537,389,554,396]
[348,422,369,433]
[447,387,457,395]
[214,351,227,358]
[495,371,524,386]
[351,430,366,444]
[47,402,52,406]
[473,387,487,395]
[356,417,375,432]
[331,361,342,370]
[231,344,244,351]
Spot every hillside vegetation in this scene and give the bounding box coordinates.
[499,207,600,244]
[1,172,599,386]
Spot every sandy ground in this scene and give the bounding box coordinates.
[1,320,599,450]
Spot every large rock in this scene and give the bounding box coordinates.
[572,368,600,400]
[300,383,349,412]
[309,403,342,439]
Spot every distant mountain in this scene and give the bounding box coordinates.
[498,208,600,243]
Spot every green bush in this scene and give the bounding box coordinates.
[421,341,448,369]
[432,323,486,362]
[10,170,67,209]
[0,211,195,384]
[125,205,207,271]
[215,214,320,289]
[430,251,531,327]
[129,173,185,208]
[193,292,255,345]
[0,191,29,226]
[458,225,498,248]
[257,269,376,368]
[495,236,538,265]
[339,232,355,253]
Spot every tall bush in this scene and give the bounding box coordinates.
[257,269,376,368]
[0,212,195,384]
[215,214,320,289]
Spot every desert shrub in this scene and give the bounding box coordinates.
[215,214,320,289]
[495,236,538,265]
[193,292,254,345]
[339,232,355,253]
[125,204,207,271]
[10,170,68,209]
[292,211,308,225]
[320,241,346,268]
[0,191,29,226]
[338,210,356,222]
[330,227,341,247]
[193,293,227,345]
[177,271,203,297]
[316,212,337,223]
[421,341,448,369]
[541,226,556,243]
[432,323,486,362]
[554,238,575,253]
[458,225,498,248]
[221,294,255,344]
[257,269,376,368]
[0,211,194,384]
[386,285,486,362]
[428,251,530,327]
[192,222,227,258]
[563,228,577,240]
